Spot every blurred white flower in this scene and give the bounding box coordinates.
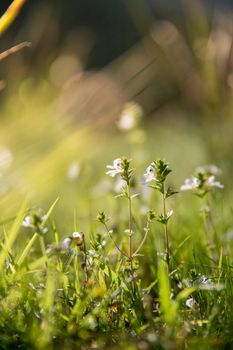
[180,177,200,191]
[117,102,143,131]
[167,210,174,219]
[141,183,152,202]
[206,175,224,189]
[106,158,123,177]
[186,297,197,309]
[140,205,149,215]
[86,315,97,330]
[60,237,72,250]
[67,161,80,180]
[72,231,83,246]
[197,275,225,291]
[92,180,112,196]
[196,164,222,176]
[22,215,34,228]
[0,147,13,170]
[224,229,233,242]
[144,164,156,182]
[114,177,127,193]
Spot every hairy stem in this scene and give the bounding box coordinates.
[162,187,170,268]
[206,194,220,255]
[39,234,48,268]
[127,183,135,292]
[104,223,128,258]
[132,221,150,257]
[83,236,88,284]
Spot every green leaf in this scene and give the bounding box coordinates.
[42,197,60,227]
[165,187,178,198]
[158,259,178,325]
[0,198,28,273]
[131,193,140,199]
[176,286,198,302]
[17,232,39,266]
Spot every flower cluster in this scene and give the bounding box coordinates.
[106,157,133,186]
[144,164,156,182]
[180,165,224,197]
[61,232,83,250]
[143,159,175,198]
[144,159,177,200]
[106,158,123,178]
[22,210,48,235]
[180,177,200,191]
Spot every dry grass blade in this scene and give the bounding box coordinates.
[0,41,31,61]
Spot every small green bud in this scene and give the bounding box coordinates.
[97,211,106,224]
[147,209,156,221]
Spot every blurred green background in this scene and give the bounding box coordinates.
[0,0,232,234]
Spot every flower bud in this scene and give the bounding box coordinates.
[72,232,84,246]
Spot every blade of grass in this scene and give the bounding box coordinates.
[0,0,27,36]
[17,232,39,266]
[28,255,48,270]
[40,198,60,263]
[158,259,177,327]
[0,198,28,272]
[42,197,60,227]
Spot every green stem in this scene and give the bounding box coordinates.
[200,201,212,258]
[127,182,135,292]
[39,235,48,267]
[39,235,46,256]
[17,232,38,266]
[162,186,170,268]
[104,223,128,258]
[83,236,88,285]
[132,221,150,257]
[206,194,220,255]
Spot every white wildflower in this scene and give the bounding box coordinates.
[22,215,34,228]
[144,164,156,182]
[177,281,182,289]
[67,161,80,180]
[0,147,13,170]
[197,275,225,291]
[60,237,72,250]
[140,205,149,215]
[106,158,123,177]
[180,177,200,191]
[225,229,233,242]
[86,315,97,330]
[186,297,197,309]
[196,164,222,176]
[206,175,224,189]
[72,231,83,246]
[117,102,143,131]
[114,177,127,193]
[167,210,174,219]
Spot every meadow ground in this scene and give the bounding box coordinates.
[0,95,232,350]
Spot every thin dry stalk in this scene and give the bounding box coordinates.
[0,42,31,61]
